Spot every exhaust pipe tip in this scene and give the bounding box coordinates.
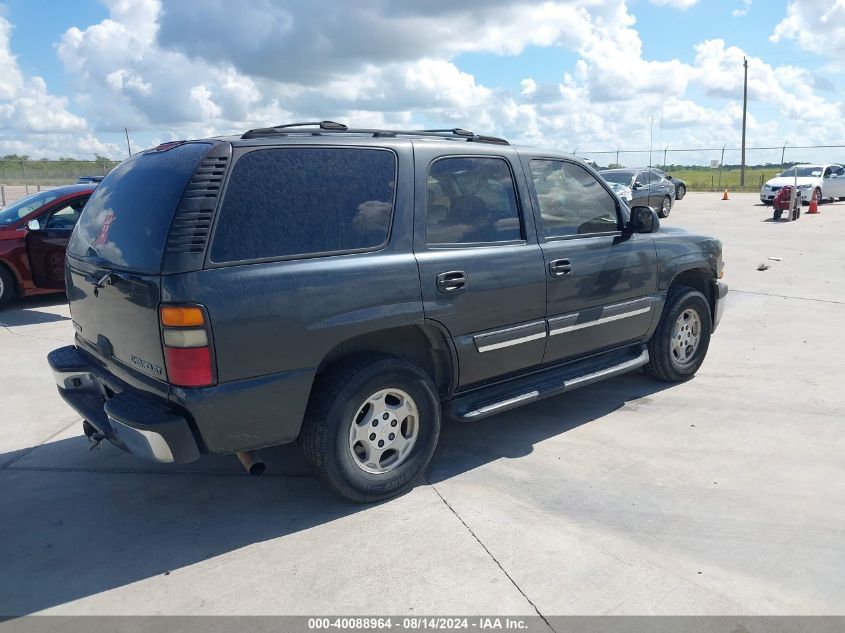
[236,451,265,476]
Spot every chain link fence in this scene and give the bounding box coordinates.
[577,144,845,192]
[2,143,845,205]
[0,159,121,205]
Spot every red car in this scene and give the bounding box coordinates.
[0,184,95,307]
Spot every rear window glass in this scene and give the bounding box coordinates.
[426,157,522,245]
[210,148,396,262]
[67,142,211,272]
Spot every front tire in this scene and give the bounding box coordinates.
[675,184,686,200]
[0,266,16,309]
[658,196,672,218]
[299,354,441,503]
[646,287,712,383]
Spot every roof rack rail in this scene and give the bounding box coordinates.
[241,120,347,139]
[241,122,509,145]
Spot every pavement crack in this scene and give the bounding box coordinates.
[426,477,556,633]
[0,418,80,469]
[732,289,845,305]
[0,323,69,342]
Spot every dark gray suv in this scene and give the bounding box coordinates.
[49,122,726,502]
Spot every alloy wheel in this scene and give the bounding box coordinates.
[671,308,701,366]
[348,388,419,474]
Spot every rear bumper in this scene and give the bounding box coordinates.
[48,346,200,463]
[712,280,728,332]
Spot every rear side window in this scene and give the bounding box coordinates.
[426,157,522,245]
[210,148,396,262]
[68,142,211,272]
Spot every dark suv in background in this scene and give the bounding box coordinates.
[49,122,726,502]
[599,168,676,217]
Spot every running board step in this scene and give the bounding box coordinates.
[445,345,649,421]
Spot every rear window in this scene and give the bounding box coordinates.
[67,142,211,272]
[209,147,396,263]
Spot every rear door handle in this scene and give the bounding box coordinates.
[549,258,572,278]
[437,271,467,293]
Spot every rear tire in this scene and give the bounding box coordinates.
[658,196,672,218]
[0,266,16,309]
[646,286,712,383]
[298,353,441,503]
[675,184,686,200]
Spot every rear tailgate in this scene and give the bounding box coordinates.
[65,141,214,387]
[66,258,167,382]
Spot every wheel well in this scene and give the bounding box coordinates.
[669,268,714,316]
[0,261,20,294]
[315,325,455,396]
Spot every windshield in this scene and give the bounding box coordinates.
[0,190,60,226]
[781,166,822,178]
[600,171,634,185]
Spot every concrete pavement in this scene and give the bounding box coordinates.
[1,193,843,616]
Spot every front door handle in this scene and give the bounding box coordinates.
[437,271,467,293]
[549,258,572,278]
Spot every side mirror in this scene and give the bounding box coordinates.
[26,219,41,231]
[627,206,660,234]
[632,181,645,189]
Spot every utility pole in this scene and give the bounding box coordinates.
[740,57,748,187]
[124,127,132,157]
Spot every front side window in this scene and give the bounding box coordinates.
[45,197,88,229]
[210,148,396,262]
[426,157,522,245]
[529,160,620,238]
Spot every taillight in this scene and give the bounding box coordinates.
[160,304,215,387]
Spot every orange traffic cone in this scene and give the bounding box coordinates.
[722,189,729,200]
[807,189,819,214]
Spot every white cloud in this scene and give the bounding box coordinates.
[0,15,120,157]
[732,0,752,18]
[0,0,842,163]
[648,0,699,9]
[771,0,845,59]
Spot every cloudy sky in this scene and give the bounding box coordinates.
[0,0,842,165]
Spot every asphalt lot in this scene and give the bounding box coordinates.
[1,192,843,616]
